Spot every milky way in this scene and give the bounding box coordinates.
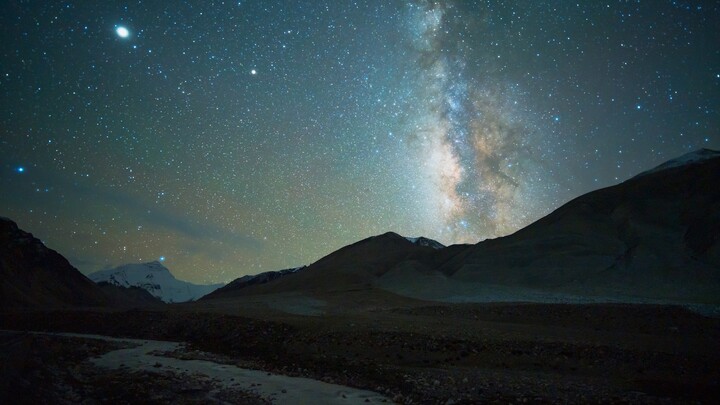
[1,1,717,283]
[403,2,555,242]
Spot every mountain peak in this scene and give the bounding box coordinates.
[373,231,405,240]
[636,148,720,178]
[143,261,169,270]
[1,217,24,238]
[0,216,18,227]
[404,236,446,249]
[88,262,223,303]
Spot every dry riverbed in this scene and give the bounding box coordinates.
[2,303,719,404]
[0,330,390,404]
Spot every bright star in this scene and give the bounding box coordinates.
[159,256,166,262]
[16,166,25,173]
[251,69,257,75]
[116,26,129,38]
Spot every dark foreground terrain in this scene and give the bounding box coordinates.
[0,331,269,404]
[2,300,719,404]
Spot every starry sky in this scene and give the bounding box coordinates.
[1,1,718,284]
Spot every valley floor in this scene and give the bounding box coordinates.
[2,300,719,404]
[0,330,387,404]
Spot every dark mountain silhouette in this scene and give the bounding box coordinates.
[96,282,164,306]
[4,150,718,308]
[0,217,109,308]
[203,232,447,299]
[405,236,446,249]
[0,217,165,308]
[205,149,720,306]
[205,266,306,299]
[422,149,720,303]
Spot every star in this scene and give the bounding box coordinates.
[1,1,717,284]
[116,26,129,38]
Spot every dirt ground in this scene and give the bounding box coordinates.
[0,331,269,404]
[2,298,719,404]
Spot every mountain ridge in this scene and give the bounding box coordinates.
[388,148,720,304]
[3,149,718,308]
[202,149,720,307]
[634,148,720,178]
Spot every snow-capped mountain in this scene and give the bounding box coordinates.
[405,236,445,249]
[635,148,720,178]
[88,261,224,303]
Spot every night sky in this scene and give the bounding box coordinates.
[2,1,718,284]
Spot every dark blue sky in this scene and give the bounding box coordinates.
[1,1,718,283]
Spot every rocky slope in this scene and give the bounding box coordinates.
[203,232,448,300]
[0,217,109,308]
[205,266,306,300]
[423,148,720,303]
[96,282,163,307]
